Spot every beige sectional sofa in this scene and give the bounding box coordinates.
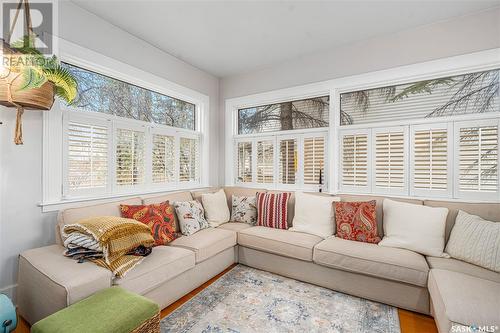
[18,187,500,333]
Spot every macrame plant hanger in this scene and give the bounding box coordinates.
[5,0,34,145]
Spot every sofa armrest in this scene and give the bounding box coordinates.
[17,245,113,324]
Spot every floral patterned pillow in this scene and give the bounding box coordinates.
[174,200,210,236]
[231,195,257,225]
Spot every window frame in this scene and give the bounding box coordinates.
[371,125,409,196]
[338,128,372,194]
[62,111,113,198]
[42,38,209,212]
[409,122,453,198]
[453,118,500,201]
[225,48,500,202]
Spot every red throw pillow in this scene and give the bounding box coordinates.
[120,201,178,246]
[335,201,381,244]
[256,192,291,229]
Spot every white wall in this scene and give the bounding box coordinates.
[219,8,500,182]
[0,1,220,299]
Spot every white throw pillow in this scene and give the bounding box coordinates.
[201,189,230,227]
[290,192,340,238]
[379,199,449,257]
[446,210,500,272]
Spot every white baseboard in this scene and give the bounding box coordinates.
[0,284,17,303]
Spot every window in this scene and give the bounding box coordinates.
[339,68,499,200]
[227,53,499,200]
[233,95,328,190]
[115,128,146,186]
[340,69,499,126]
[410,124,451,197]
[64,62,196,130]
[455,120,499,200]
[373,127,408,195]
[238,96,329,134]
[61,63,203,199]
[152,134,175,183]
[234,133,326,190]
[236,142,252,183]
[340,130,370,192]
[66,120,109,194]
[303,136,325,185]
[179,137,200,182]
[256,140,274,184]
[278,138,297,185]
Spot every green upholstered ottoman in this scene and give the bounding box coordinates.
[31,287,160,333]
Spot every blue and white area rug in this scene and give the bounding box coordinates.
[161,265,400,333]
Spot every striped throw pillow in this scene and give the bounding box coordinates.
[256,192,291,229]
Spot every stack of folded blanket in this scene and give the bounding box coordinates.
[62,216,155,277]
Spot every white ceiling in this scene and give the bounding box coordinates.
[71,0,500,78]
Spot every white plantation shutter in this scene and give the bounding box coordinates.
[278,138,297,185]
[67,121,108,193]
[179,137,200,182]
[257,140,274,183]
[411,124,451,197]
[373,127,408,194]
[303,136,325,185]
[116,128,145,186]
[340,131,369,191]
[152,134,175,183]
[237,141,252,183]
[455,120,499,200]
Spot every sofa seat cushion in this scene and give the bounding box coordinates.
[19,245,113,305]
[428,269,500,330]
[217,222,253,232]
[426,257,500,283]
[238,226,323,261]
[169,228,237,263]
[313,237,429,287]
[114,246,194,295]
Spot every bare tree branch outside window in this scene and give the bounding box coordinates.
[63,62,196,130]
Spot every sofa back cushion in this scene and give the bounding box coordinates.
[424,200,500,242]
[56,197,142,245]
[191,187,221,203]
[337,194,423,238]
[142,191,193,205]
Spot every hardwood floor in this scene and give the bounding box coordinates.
[14,264,437,333]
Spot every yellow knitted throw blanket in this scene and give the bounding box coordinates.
[63,216,154,277]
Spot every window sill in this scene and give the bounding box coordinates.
[39,184,208,212]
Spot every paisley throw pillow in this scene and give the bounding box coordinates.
[335,201,381,244]
[231,195,257,225]
[174,200,210,236]
[120,201,179,246]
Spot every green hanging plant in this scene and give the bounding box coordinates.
[8,35,77,104]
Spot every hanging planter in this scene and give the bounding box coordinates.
[0,0,77,144]
[0,43,55,110]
